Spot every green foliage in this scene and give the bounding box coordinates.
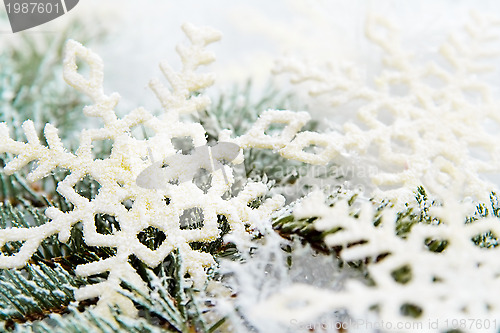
[0,157,49,206]
[120,252,225,333]
[0,199,119,330]
[390,186,441,238]
[197,80,322,186]
[0,199,114,267]
[0,43,81,143]
[202,80,298,139]
[12,307,162,333]
[0,262,85,328]
[468,192,500,248]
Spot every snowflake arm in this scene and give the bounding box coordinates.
[227,109,342,166]
[149,23,222,119]
[0,23,283,317]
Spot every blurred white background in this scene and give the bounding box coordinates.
[2,0,500,113]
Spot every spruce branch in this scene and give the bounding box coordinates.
[120,252,225,333]
[0,22,96,142]
[0,262,86,329]
[197,80,336,193]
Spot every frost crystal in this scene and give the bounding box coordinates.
[0,23,283,314]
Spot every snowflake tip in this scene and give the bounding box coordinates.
[181,22,222,46]
[63,39,105,101]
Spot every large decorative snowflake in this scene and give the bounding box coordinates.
[272,13,500,203]
[0,23,284,314]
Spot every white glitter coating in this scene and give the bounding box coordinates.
[0,23,284,315]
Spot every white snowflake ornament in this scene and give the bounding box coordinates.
[275,13,500,203]
[256,190,500,332]
[0,23,284,315]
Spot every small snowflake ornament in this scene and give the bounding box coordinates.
[255,190,500,333]
[0,23,284,315]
